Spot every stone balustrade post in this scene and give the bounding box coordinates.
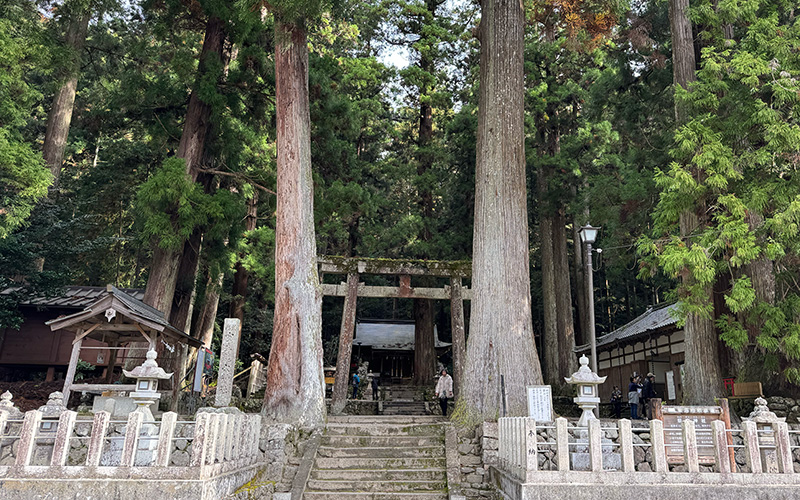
[207,414,221,465]
[775,421,793,474]
[588,419,603,472]
[120,411,144,466]
[0,412,7,436]
[650,419,668,473]
[618,419,635,472]
[15,410,42,467]
[742,420,762,474]
[524,418,537,480]
[250,415,261,458]
[555,417,570,472]
[515,418,523,477]
[499,418,507,468]
[190,412,209,467]
[223,413,235,461]
[50,410,77,466]
[156,412,177,467]
[233,414,243,459]
[711,420,731,473]
[214,413,227,463]
[86,411,110,466]
[682,419,699,472]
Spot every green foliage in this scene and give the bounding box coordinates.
[643,0,800,384]
[0,8,52,238]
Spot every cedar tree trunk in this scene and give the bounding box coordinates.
[262,19,325,426]
[461,0,544,422]
[44,8,90,191]
[229,191,259,322]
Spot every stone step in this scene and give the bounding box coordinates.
[303,492,447,500]
[310,468,446,482]
[324,425,443,436]
[327,415,442,424]
[316,445,444,459]
[313,457,446,469]
[306,479,446,493]
[322,434,443,447]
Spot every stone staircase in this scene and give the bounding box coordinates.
[303,416,448,500]
[380,385,430,416]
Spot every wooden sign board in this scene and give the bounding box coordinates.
[659,404,727,464]
[527,385,554,422]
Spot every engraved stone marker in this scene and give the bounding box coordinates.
[215,318,242,407]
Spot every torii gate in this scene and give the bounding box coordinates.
[318,256,472,413]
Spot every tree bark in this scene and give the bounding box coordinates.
[461,0,544,421]
[229,192,259,322]
[554,209,577,380]
[450,277,466,399]
[572,214,589,345]
[195,270,224,348]
[670,0,723,404]
[413,298,436,385]
[669,0,696,122]
[44,7,90,192]
[538,171,559,385]
[143,16,226,316]
[262,19,325,426]
[331,273,359,414]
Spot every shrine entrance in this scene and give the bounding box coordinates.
[318,256,472,413]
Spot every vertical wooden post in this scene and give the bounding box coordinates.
[718,398,736,472]
[104,341,119,383]
[450,277,466,399]
[62,330,84,405]
[170,343,188,412]
[332,273,359,414]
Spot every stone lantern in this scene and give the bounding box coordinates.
[565,354,606,426]
[123,349,172,422]
[0,391,21,418]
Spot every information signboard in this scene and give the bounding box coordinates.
[660,405,724,464]
[527,385,554,422]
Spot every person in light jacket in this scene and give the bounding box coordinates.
[435,369,454,416]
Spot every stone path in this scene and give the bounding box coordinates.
[380,385,430,416]
[303,415,449,500]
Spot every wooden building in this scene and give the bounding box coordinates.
[354,320,451,380]
[0,286,145,382]
[577,303,686,403]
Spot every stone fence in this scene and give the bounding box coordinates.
[498,416,799,480]
[0,407,269,500]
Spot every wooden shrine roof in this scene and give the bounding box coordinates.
[45,285,203,348]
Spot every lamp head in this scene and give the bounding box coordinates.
[579,224,601,245]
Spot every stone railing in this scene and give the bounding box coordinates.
[498,416,799,481]
[0,408,262,474]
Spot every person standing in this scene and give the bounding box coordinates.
[435,368,453,416]
[641,373,657,419]
[628,376,640,419]
[351,372,360,399]
[610,385,623,419]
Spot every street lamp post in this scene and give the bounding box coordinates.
[579,224,601,374]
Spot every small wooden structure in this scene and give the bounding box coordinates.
[318,256,472,413]
[45,285,203,405]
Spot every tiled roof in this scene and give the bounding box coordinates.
[7,285,145,309]
[577,303,679,352]
[355,321,451,351]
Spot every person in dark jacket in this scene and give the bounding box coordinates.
[628,376,641,419]
[610,386,623,419]
[641,373,657,419]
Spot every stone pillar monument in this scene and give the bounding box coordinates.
[216,318,242,407]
